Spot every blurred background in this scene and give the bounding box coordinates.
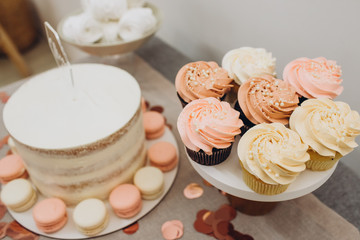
[1,0,359,175]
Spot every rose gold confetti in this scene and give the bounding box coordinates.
[2,135,9,145]
[145,100,150,109]
[0,200,7,220]
[165,123,173,130]
[6,221,39,240]
[150,105,164,113]
[161,220,183,240]
[219,190,227,196]
[0,92,10,104]
[0,222,9,238]
[183,183,204,199]
[202,179,213,187]
[123,222,139,235]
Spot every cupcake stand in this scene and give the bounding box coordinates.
[7,128,180,239]
[187,136,338,215]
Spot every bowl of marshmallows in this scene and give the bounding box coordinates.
[57,0,160,56]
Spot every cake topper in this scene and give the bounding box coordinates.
[44,21,75,89]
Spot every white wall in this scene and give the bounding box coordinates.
[31,0,360,174]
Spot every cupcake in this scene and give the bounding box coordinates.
[235,74,299,133]
[283,57,343,102]
[290,98,360,171]
[222,47,276,102]
[177,97,243,165]
[238,123,309,195]
[175,61,233,107]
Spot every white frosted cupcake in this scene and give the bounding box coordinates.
[290,98,360,171]
[238,123,309,195]
[222,47,276,86]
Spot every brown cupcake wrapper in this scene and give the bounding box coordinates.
[186,145,232,166]
[240,162,289,195]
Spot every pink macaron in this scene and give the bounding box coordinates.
[0,154,28,184]
[143,111,165,139]
[32,198,68,233]
[109,184,142,218]
[148,141,178,172]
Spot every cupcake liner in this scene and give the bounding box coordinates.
[240,162,289,195]
[306,150,342,171]
[186,145,232,166]
[298,96,308,105]
[234,101,255,135]
[177,92,188,108]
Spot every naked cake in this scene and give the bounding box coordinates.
[3,64,146,205]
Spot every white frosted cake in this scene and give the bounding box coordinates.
[3,64,146,205]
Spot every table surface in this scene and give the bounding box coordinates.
[0,37,359,240]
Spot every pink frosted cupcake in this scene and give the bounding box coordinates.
[235,74,299,133]
[175,61,233,107]
[177,97,243,165]
[283,57,343,102]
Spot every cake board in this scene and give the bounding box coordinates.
[187,136,338,215]
[8,127,179,239]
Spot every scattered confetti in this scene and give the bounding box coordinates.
[0,200,6,220]
[161,220,183,240]
[193,205,254,240]
[203,179,213,187]
[6,221,39,240]
[150,105,164,113]
[0,222,8,238]
[123,222,139,235]
[2,135,9,145]
[183,183,204,199]
[0,92,10,104]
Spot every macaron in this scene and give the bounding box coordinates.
[73,198,109,236]
[0,178,37,212]
[133,166,164,200]
[109,184,142,218]
[148,141,178,172]
[0,154,28,184]
[32,198,67,233]
[143,111,165,139]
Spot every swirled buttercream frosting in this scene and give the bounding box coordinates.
[238,75,299,125]
[175,61,233,103]
[238,123,309,185]
[222,47,276,85]
[283,57,343,99]
[177,97,243,155]
[290,98,360,157]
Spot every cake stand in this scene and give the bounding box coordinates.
[187,136,337,215]
[8,127,179,239]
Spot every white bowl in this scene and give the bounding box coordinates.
[57,3,161,56]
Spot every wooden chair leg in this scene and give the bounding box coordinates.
[0,23,31,77]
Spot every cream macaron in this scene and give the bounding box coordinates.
[0,178,37,212]
[133,166,164,200]
[109,184,142,218]
[32,198,67,233]
[73,198,109,236]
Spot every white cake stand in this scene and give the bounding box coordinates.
[187,135,337,212]
[8,127,179,239]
